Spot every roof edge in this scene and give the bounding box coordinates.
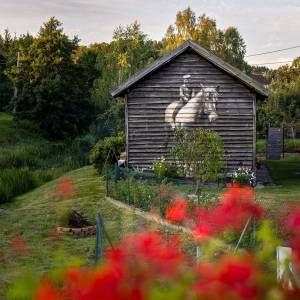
[111,40,268,98]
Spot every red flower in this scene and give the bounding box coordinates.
[286,209,300,233]
[285,209,300,267]
[34,280,61,300]
[193,223,215,241]
[193,186,263,240]
[195,255,261,300]
[10,234,31,255]
[33,231,184,300]
[108,231,184,278]
[166,198,188,223]
[55,178,77,200]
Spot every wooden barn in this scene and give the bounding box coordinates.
[111,40,268,173]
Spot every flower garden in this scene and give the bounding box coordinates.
[9,180,300,300]
[1,128,299,300]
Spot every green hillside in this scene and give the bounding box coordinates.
[0,166,195,297]
[0,113,85,203]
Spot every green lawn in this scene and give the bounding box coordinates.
[0,166,195,297]
[255,157,300,218]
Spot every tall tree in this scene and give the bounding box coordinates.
[162,7,246,70]
[0,30,15,111]
[91,21,160,137]
[258,57,300,135]
[7,18,94,139]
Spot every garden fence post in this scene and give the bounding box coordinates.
[106,164,109,197]
[95,214,104,263]
[95,213,114,264]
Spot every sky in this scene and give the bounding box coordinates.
[1,0,300,68]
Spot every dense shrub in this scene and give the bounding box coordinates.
[153,157,178,180]
[0,169,38,203]
[90,132,125,174]
[110,177,155,211]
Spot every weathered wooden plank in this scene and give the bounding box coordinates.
[133,82,247,87]
[128,103,254,110]
[128,96,253,102]
[129,149,253,155]
[128,132,253,138]
[128,115,253,120]
[131,87,252,93]
[128,108,253,114]
[129,125,253,131]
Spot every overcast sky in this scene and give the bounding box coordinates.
[1,0,300,68]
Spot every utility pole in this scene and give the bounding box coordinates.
[13,51,20,114]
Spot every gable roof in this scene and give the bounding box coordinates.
[111,40,268,98]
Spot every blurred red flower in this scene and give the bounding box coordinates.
[33,231,184,300]
[195,255,261,300]
[193,185,263,240]
[55,177,77,200]
[166,198,188,223]
[34,280,61,300]
[108,231,184,278]
[285,209,300,267]
[10,234,31,255]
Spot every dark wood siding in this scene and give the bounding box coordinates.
[126,49,256,172]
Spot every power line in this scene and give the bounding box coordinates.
[246,45,300,57]
[252,60,293,65]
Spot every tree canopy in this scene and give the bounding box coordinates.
[6,18,94,139]
[162,7,246,70]
[258,57,300,133]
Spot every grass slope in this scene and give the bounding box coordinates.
[0,166,195,296]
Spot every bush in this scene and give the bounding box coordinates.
[153,158,178,180]
[110,177,155,211]
[90,132,125,174]
[0,168,38,203]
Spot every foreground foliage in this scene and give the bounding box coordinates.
[6,184,300,300]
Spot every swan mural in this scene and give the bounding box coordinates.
[165,75,219,129]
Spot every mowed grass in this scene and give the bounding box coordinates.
[256,157,300,216]
[0,166,196,297]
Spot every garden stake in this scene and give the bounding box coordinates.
[234,217,251,252]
